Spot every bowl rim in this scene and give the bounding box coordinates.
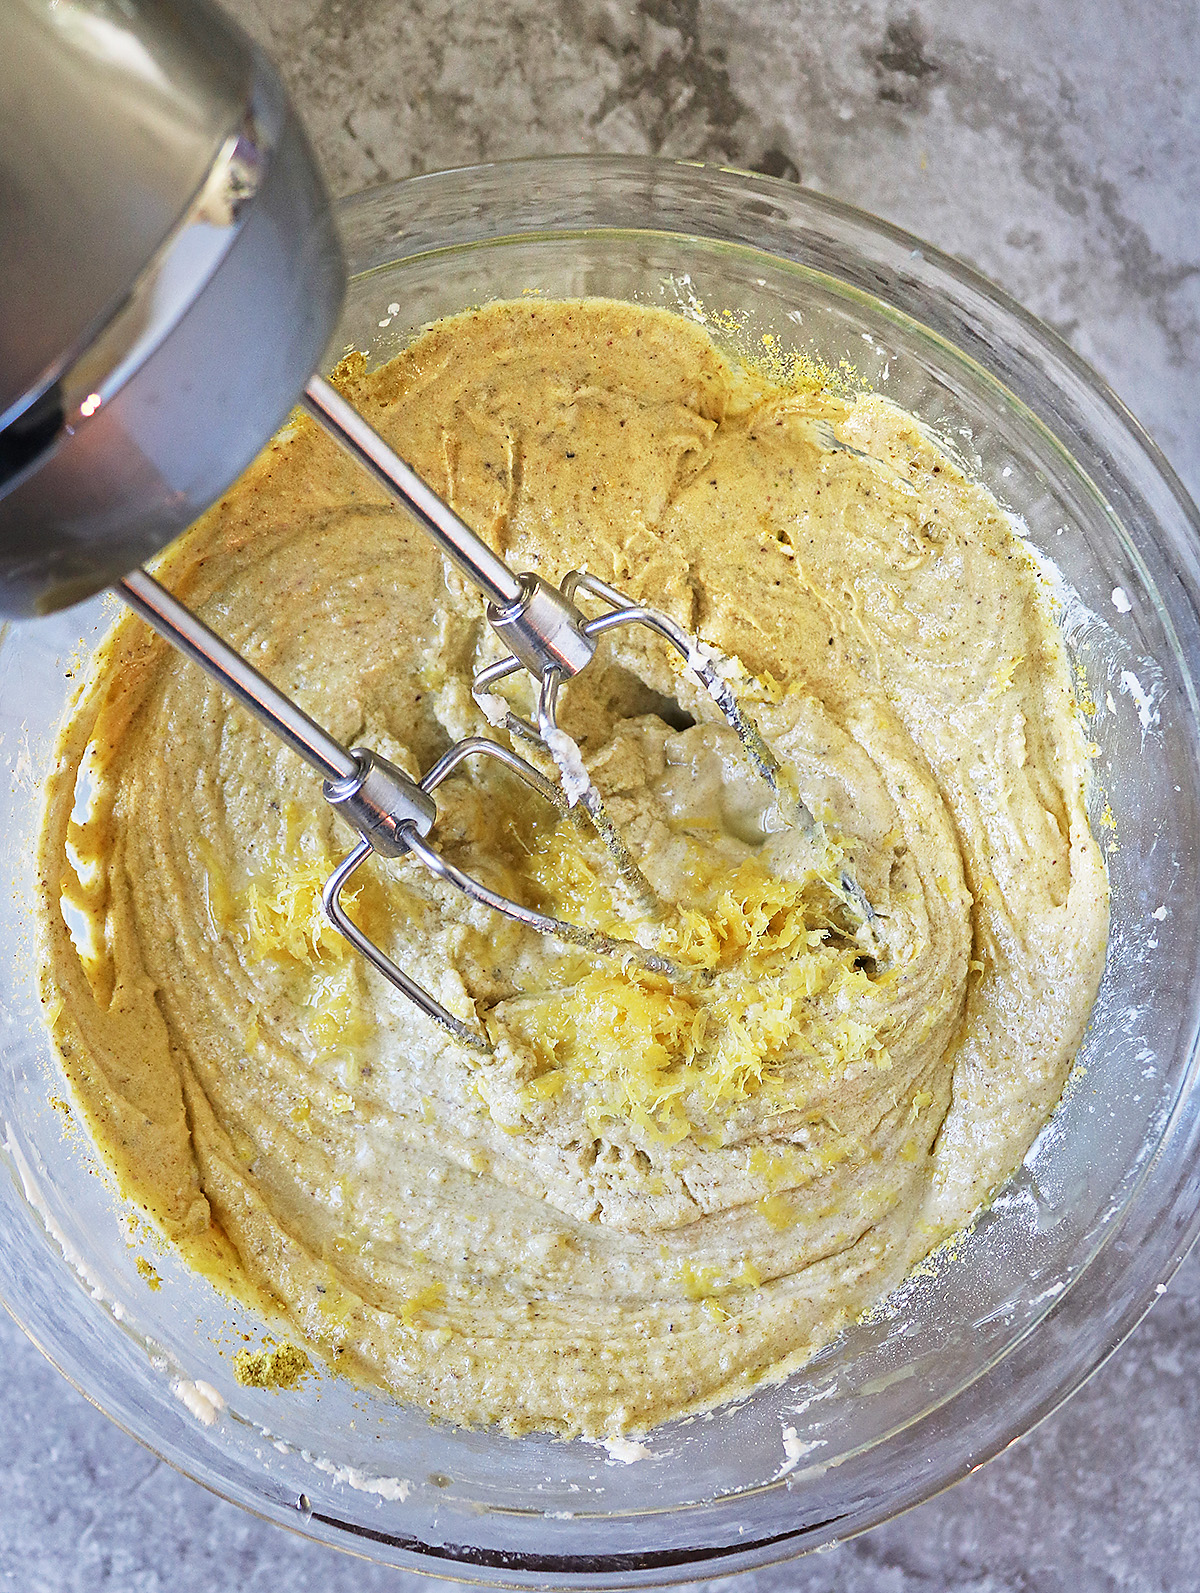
[5,151,1200,1585]
[340,151,1200,548]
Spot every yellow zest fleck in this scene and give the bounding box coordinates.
[504,824,891,1145]
[748,1144,796,1190]
[135,1256,162,1290]
[758,1192,795,1230]
[233,1343,312,1389]
[677,1260,723,1300]
[317,1286,359,1324]
[908,1089,933,1121]
[1074,664,1097,717]
[399,1282,446,1331]
[985,653,1023,702]
[523,1070,564,1102]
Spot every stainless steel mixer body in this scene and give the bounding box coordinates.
[0,0,344,615]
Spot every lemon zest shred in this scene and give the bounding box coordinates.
[498,821,894,1145]
[399,1282,446,1331]
[758,1192,795,1230]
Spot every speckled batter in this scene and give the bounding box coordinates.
[36,299,1108,1437]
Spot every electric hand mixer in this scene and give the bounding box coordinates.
[0,0,875,1050]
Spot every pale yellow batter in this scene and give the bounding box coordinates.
[36,300,1108,1437]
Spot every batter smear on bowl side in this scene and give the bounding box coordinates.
[36,300,1108,1437]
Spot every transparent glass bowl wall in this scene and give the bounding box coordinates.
[2,157,1200,1586]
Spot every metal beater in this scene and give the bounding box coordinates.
[2,0,874,1052]
[118,372,875,1051]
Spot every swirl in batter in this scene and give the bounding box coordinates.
[37,300,1108,1436]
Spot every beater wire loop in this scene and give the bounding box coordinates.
[320,734,696,1052]
[473,567,879,939]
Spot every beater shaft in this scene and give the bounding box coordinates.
[115,567,695,1051]
[119,568,358,784]
[299,375,522,610]
[301,376,596,684]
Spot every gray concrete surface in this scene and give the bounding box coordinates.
[4,1,1199,1589]
[5,1246,1200,1591]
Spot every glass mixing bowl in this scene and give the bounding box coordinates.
[3,156,1200,1586]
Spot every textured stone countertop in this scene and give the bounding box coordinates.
[4,3,1199,1590]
